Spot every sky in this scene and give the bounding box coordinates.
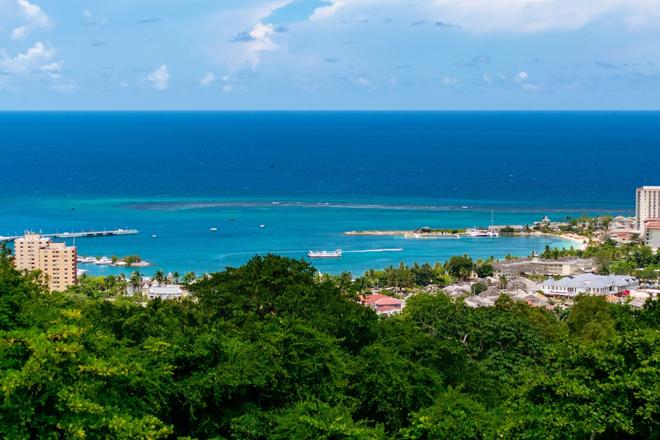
[1,0,660,110]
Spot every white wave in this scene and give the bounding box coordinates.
[343,248,403,253]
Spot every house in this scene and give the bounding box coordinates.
[442,284,472,298]
[493,257,595,277]
[608,215,639,244]
[541,273,638,297]
[533,216,570,230]
[147,284,188,300]
[360,293,404,315]
[464,296,495,308]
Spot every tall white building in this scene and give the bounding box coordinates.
[636,186,660,235]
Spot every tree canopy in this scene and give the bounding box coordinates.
[0,251,657,439]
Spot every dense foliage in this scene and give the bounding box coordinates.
[0,248,658,439]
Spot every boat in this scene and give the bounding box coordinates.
[307,249,343,258]
[260,224,266,229]
[466,210,499,237]
[152,234,158,238]
[94,256,113,265]
[466,228,499,238]
[210,227,218,232]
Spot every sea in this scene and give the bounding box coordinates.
[1,111,658,276]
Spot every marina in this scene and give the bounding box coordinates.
[77,255,151,268]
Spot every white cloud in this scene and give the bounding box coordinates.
[240,22,279,67]
[200,72,215,86]
[83,9,92,19]
[0,42,75,92]
[11,0,50,40]
[0,41,54,74]
[222,83,233,92]
[482,74,493,84]
[206,2,290,69]
[512,71,540,91]
[304,0,660,33]
[40,61,61,78]
[147,64,170,90]
[441,76,458,86]
[514,71,529,82]
[353,76,370,86]
[11,26,28,40]
[310,1,345,21]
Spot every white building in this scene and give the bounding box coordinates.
[493,257,595,277]
[148,284,188,300]
[541,273,638,297]
[636,186,660,235]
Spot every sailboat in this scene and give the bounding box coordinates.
[466,210,499,237]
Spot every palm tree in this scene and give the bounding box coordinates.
[171,271,180,284]
[153,270,166,284]
[129,271,142,295]
[183,272,196,284]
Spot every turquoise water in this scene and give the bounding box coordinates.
[1,111,653,275]
[4,196,582,275]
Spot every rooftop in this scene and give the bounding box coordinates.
[644,219,660,229]
[543,273,636,289]
[361,293,403,306]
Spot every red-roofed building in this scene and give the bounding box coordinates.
[360,293,404,315]
[644,219,660,250]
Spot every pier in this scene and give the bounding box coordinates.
[0,229,139,242]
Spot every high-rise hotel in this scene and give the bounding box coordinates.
[636,186,660,235]
[13,233,77,292]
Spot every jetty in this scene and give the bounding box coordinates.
[345,227,464,239]
[0,228,139,242]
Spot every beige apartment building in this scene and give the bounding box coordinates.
[14,233,77,292]
[636,186,660,235]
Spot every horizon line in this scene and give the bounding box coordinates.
[2,109,660,113]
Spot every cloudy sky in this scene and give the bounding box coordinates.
[1,0,660,109]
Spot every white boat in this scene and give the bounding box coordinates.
[466,228,499,238]
[94,256,113,265]
[260,224,266,229]
[152,234,158,238]
[210,227,218,232]
[307,249,343,258]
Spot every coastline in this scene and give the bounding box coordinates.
[2,197,593,276]
[527,232,589,251]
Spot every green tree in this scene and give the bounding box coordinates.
[152,270,166,284]
[445,255,474,281]
[401,387,495,440]
[567,295,616,344]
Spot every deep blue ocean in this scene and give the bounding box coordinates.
[1,112,658,275]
